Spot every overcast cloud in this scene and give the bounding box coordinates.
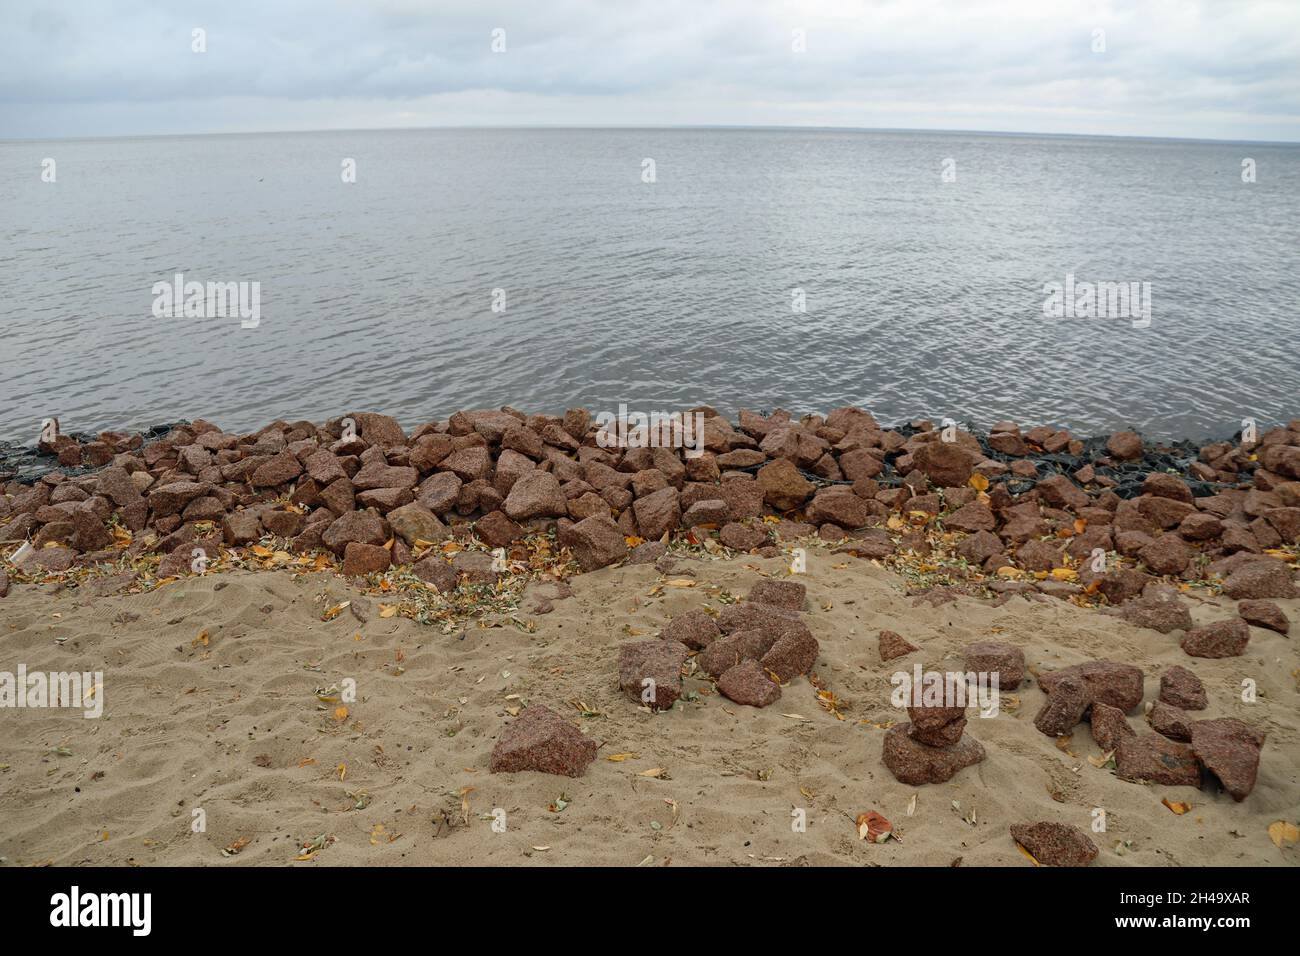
[2,0,1298,141]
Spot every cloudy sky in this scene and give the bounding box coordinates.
[3,0,1298,141]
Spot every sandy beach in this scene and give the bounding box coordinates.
[2,539,1296,867]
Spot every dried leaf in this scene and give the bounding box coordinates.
[855,811,893,843]
[1267,820,1299,848]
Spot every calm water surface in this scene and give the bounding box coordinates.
[1,128,1297,443]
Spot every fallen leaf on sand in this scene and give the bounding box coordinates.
[1162,797,1192,815]
[1268,820,1299,848]
[856,811,893,843]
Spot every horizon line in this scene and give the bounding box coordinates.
[4,122,1299,148]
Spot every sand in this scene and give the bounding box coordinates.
[1,547,1297,867]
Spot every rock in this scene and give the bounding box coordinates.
[632,487,681,540]
[95,466,143,506]
[1089,701,1135,751]
[0,568,8,597]
[1178,512,1223,541]
[451,550,499,585]
[719,522,768,551]
[1034,675,1091,736]
[746,579,806,610]
[716,660,782,707]
[147,481,207,518]
[1115,734,1200,786]
[251,450,305,487]
[1142,472,1194,503]
[717,600,803,635]
[1159,666,1207,710]
[882,723,985,785]
[617,640,689,710]
[1138,535,1192,576]
[1190,718,1264,801]
[1221,560,1297,599]
[1181,618,1249,658]
[1149,701,1193,742]
[912,441,974,487]
[412,554,458,592]
[625,541,667,565]
[322,510,387,555]
[756,458,813,511]
[682,499,729,528]
[564,514,627,571]
[1108,591,1193,634]
[907,703,967,747]
[962,642,1025,688]
[660,609,719,650]
[1238,599,1290,634]
[945,502,996,533]
[475,510,524,549]
[879,629,920,662]
[1106,431,1143,461]
[760,625,819,682]
[387,503,448,546]
[1009,822,1098,867]
[1035,475,1089,511]
[222,510,263,545]
[1039,661,1143,712]
[417,472,462,513]
[503,471,567,521]
[489,705,597,777]
[806,489,870,528]
[342,541,390,576]
[698,629,780,677]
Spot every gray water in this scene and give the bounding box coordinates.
[2,127,1298,445]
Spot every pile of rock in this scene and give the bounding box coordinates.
[2,407,1297,614]
[882,699,986,786]
[1033,658,1265,800]
[622,579,820,710]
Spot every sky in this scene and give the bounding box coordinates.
[2,0,1299,142]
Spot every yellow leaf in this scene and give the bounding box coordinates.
[322,601,350,621]
[378,604,398,618]
[665,579,696,588]
[337,763,347,780]
[967,473,989,492]
[605,753,639,762]
[333,706,349,722]
[624,536,645,547]
[1162,797,1192,815]
[1014,841,1041,866]
[638,768,666,778]
[249,545,274,558]
[1050,568,1079,582]
[996,566,1022,578]
[1267,820,1299,848]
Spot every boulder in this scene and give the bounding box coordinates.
[659,609,719,651]
[563,514,627,571]
[489,705,597,777]
[617,640,689,710]
[760,626,819,682]
[387,503,448,546]
[882,723,985,785]
[1190,718,1264,801]
[962,642,1025,688]
[1181,618,1249,658]
[1159,666,1207,710]
[503,471,567,521]
[1009,822,1098,867]
[1115,734,1200,786]
[746,579,806,610]
[1089,701,1135,751]
[879,629,920,662]
[1039,661,1143,712]
[1221,560,1297,600]
[1034,675,1091,736]
[1238,599,1290,634]
[716,660,782,707]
